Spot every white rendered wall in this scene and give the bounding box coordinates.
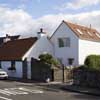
[51,22,79,66]
[79,39,100,65]
[1,61,22,78]
[23,36,53,61]
[1,61,11,73]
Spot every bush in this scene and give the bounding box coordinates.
[38,53,60,66]
[84,55,100,71]
[39,53,53,65]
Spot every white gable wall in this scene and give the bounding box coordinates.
[23,36,53,61]
[79,39,100,65]
[51,22,79,66]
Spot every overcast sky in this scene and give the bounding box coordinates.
[0,0,100,37]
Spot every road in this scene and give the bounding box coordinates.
[0,80,99,100]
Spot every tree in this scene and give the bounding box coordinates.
[38,53,60,66]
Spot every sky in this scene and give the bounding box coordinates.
[0,0,100,36]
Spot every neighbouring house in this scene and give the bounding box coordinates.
[0,34,20,45]
[0,29,53,79]
[50,20,100,66]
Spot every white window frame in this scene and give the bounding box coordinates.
[58,37,70,48]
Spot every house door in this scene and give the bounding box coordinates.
[51,69,54,81]
[22,58,27,79]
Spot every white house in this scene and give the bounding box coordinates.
[50,20,100,66]
[0,29,53,79]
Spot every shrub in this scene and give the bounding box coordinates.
[38,53,60,66]
[84,55,100,71]
[39,53,53,65]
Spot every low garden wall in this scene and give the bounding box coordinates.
[73,55,100,89]
[73,67,100,88]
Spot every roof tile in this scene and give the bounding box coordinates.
[0,37,37,60]
[64,20,100,42]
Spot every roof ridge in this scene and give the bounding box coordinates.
[1,37,37,48]
[63,20,96,31]
[4,37,37,43]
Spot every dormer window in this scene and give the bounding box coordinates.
[76,29,83,35]
[96,32,100,38]
[88,31,92,36]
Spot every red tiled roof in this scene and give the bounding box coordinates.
[0,37,37,61]
[63,20,100,42]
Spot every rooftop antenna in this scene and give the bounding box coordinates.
[90,24,91,29]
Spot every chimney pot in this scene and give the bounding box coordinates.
[37,28,46,39]
[4,34,10,43]
[6,34,9,38]
[90,24,91,29]
[40,28,43,33]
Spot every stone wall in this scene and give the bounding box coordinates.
[73,67,100,88]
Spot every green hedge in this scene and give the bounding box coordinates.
[84,55,100,71]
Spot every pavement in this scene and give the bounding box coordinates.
[6,78,100,96]
[34,81,100,96]
[61,83,100,96]
[27,80,100,97]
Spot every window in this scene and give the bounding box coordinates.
[11,61,15,69]
[8,61,16,70]
[87,31,92,36]
[76,29,83,35]
[96,32,100,38]
[68,58,74,65]
[58,37,70,47]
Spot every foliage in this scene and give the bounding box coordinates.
[84,55,100,71]
[39,53,60,66]
[39,53,52,64]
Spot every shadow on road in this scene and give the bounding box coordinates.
[72,93,100,100]
[1,77,41,83]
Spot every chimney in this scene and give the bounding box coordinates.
[40,28,43,33]
[37,28,46,39]
[3,34,11,43]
